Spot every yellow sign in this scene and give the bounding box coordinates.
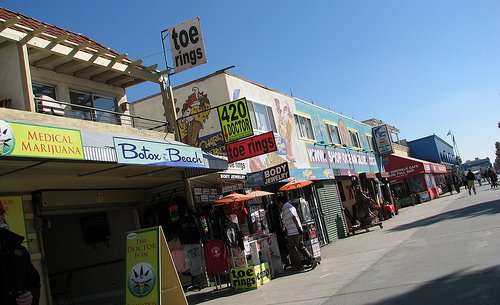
[0,196,28,249]
[125,227,187,305]
[0,120,84,159]
[218,98,253,143]
[230,262,271,291]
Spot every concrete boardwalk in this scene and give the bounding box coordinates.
[186,183,500,304]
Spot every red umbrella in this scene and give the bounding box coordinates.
[279,179,313,191]
[246,189,274,198]
[214,191,253,205]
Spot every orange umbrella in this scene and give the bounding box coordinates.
[246,189,274,198]
[214,191,253,205]
[279,179,313,191]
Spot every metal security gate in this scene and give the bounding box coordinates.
[315,181,348,244]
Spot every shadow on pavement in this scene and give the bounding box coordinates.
[372,264,500,305]
[388,199,500,232]
[185,268,311,304]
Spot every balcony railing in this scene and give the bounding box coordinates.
[34,97,168,132]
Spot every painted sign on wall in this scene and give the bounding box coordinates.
[168,17,207,73]
[0,119,83,159]
[113,137,205,168]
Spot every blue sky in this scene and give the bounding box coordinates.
[4,1,499,165]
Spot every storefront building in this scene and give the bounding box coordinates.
[382,154,448,205]
[0,8,227,304]
[132,69,390,245]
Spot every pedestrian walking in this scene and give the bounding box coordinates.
[277,196,318,271]
[446,175,453,195]
[466,169,477,195]
[453,174,461,193]
[490,170,498,188]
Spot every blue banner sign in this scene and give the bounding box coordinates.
[113,137,205,168]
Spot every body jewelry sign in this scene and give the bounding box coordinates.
[113,137,205,168]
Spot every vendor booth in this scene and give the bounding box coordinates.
[382,155,447,206]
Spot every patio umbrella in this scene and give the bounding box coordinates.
[279,179,313,191]
[214,191,253,205]
[246,189,274,198]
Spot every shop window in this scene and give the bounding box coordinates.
[407,175,426,193]
[425,174,437,189]
[247,100,276,133]
[326,123,342,145]
[294,114,315,141]
[349,130,361,149]
[32,82,66,115]
[32,82,56,99]
[69,90,118,124]
[366,134,375,152]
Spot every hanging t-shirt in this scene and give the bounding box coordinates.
[223,221,244,249]
[223,201,248,224]
[184,243,206,277]
[178,214,203,244]
[204,239,229,277]
[168,238,188,273]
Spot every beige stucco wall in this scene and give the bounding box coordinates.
[0,107,175,141]
[0,44,25,109]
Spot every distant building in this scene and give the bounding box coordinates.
[462,157,492,173]
[362,118,409,157]
[405,134,458,174]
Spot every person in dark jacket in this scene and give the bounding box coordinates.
[466,169,477,195]
[0,204,41,305]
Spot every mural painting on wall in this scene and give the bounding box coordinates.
[313,113,327,144]
[176,87,225,154]
[338,119,350,148]
[247,97,301,173]
[274,98,296,162]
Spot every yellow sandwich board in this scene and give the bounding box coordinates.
[125,226,187,305]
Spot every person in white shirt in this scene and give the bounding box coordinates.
[277,196,318,271]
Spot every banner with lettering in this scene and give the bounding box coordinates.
[0,119,83,159]
[125,226,187,305]
[114,137,205,168]
[230,262,271,291]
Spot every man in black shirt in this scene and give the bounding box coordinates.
[466,169,477,195]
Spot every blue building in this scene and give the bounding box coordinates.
[406,134,457,172]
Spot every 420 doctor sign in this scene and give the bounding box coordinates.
[218,98,253,143]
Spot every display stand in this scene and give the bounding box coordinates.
[125,226,188,305]
[230,262,271,291]
[211,271,233,296]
